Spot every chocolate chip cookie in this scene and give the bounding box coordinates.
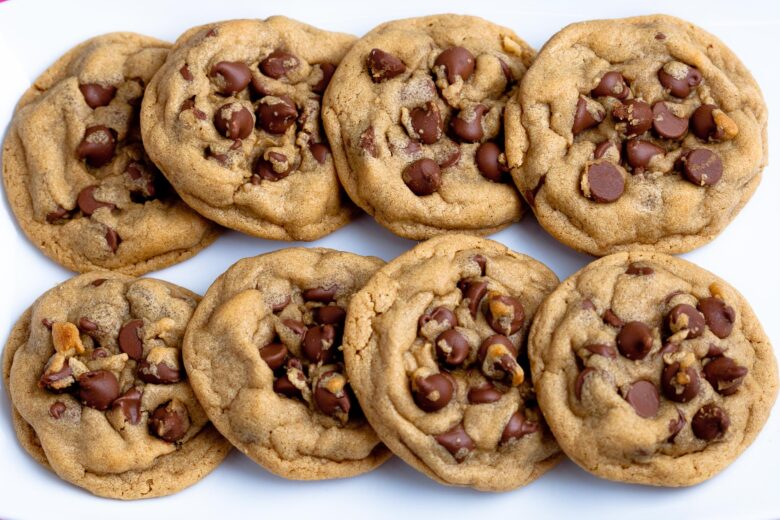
[528,252,778,486]
[182,248,390,479]
[322,15,535,239]
[3,272,231,499]
[505,15,767,255]
[2,33,221,275]
[343,235,561,490]
[140,18,358,241]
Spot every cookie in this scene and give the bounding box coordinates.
[343,234,561,490]
[2,33,221,275]
[182,248,391,479]
[322,15,535,239]
[140,18,357,241]
[528,252,778,486]
[505,15,767,255]
[4,272,232,499]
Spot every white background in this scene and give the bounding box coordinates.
[0,1,778,518]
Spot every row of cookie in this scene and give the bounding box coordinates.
[3,14,765,277]
[5,235,776,498]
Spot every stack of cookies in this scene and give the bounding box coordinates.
[2,13,776,500]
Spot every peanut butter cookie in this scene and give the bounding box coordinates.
[506,15,767,255]
[528,252,778,485]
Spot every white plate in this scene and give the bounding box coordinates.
[1,1,778,519]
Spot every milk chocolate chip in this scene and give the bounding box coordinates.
[209,61,252,95]
[483,294,524,336]
[435,329,470,367]
[434,47,475,84]
[501,412,539,443]
[698,297,735,338]
[214,103,254,139]
[572,96,605,135]
[677,149,723,187]
[617,321,653,360]
[77,185,115,216]
[149,400,190,442]
[79,83,116,108]
[257,95,297,134]
[77,370,120,411]
[259,343,288,371]
[410,102,443,144]
[76,126,116,167]
[402,158,441,196]
[475,142,508,182]
[591,71,629,99]
[625,380,660,418]
[658,62,702,98]
[625,139,664,171]
[435,423,474,461]
[260,50,299,79]
[652,101,688,139]
[692,404,729,441]
[661,362,701,403]
[613,99,653,137]
[703,356,747,395]
[367,49,405,82]
[412,372,455,412]
[451,104,487,143]
[582,162,624,203]
[118,319,144,360]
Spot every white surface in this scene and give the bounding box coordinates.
[0,1,778,518]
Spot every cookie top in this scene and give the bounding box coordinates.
[322,15,535,239]
[528,252,778,486]
[343,235,561,490]
[140,18,357,241]
[183,248,391,479]
[5,272,231,499]
[2,33,221,276]
[505,15,767,255]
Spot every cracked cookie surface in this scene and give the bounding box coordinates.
[505,15,767,255]
[323,15,534,240]
[2,33,221,275]
[4,272,231,499]
[183,248,390,479]
[343,234,560,490]
[140,18,358,241]
[528,252,778,486]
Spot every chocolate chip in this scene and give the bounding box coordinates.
[257,95,297,134]
[302,324,336,363]
[501,411,539,443]
[668,408,686,442]
[77,370,119,410]
[582,162,624,203]
[312,63,336,94]
[667,304,705,339]
[76,125,116,167]
[584,343,617,359]
[572,96,605,135]
[209,61,252,95]
[118,319,144,360]
[303,286,338,303]
[126,162,157,200]
[435,329,470,367]
[274,360,305,398]
[181,98,207,120]
[309,142,330,164]
[661,362,700,403]
[260,50,299,79]
[418,306,458,332]
[698,297,735,338]
[76,185,115,216]
[692,404,729,441]
[475,142,508,182]
[410,102,443,144]
[594,140,619,160]
[41,318,54,329]
[252,153,292,182]
[78,317,98,333]
[412,372,455,412]
[575,367,594,400]
[652,101,688,139]
[46,206,70,223]
[624,139,664,171]
[313,371,351,417]
[282,318,307,336]
[138,359,182,385]
[617,321,654,360]
[149,400,190,443]
[581,299,596,311]
[473,255,487,275]
[625,380,660,418]
[214,103,254,140]
[459,280,487,318]
[271,295,290,313]
[91,347,109,359]
[484,294,524,336]
[105,227,121,253]
[434,423,474,461]
[703,356,748,395]
[591,71,629,99]
[180,64,193,81]
[39,358,73,392]
[313,305,346,326]
[603,309,624,328]
[259,343,288,371]
[467,382,502,404]
[438,146,461,169]
[434,47,475,84]
[613,99,653,137]
[655,33,667,40]
[49,401,66,419]
[658,62,702,98]
[706,343,726,358]
[478,335,523,386]
[451,104,487,143]
[367,49,405,82]
[113,387,142,424]
[690,104,727,141]
[677,149,723,187]
[626,263,654,276]
[79,83,116,109]
[402,158,441,196]
[359,126,378,157]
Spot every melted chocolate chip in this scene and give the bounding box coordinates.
[76,125,116,167]
[475,142,508,182]
[613,99,653,137]
[575,367,594,400]
[412,372,455,412]
[359,125,378,157]
[603,309,624,328]
[260,50,300,79]
[410,102,442,144]
[451,104,487,143]
[459,280,487,318]
[313,372,351,417]
[309,142,330,164]
[434,423,474,461]
[617,321,653,360]
[303,286,338,303]
[302,324,337,363]
[49,401,67,419]
[626,263,654,276]
[214,103,254,140]
[658,63,702,98]
[138,360,182,385]
[149,400,190,443]
[667,304,705,339]
[691,404,729,441]
[661,362,701,403]
[402,158,441,196]
[252,153,292,182]
[703,356,747,395]
[209,61,252,95]
[625,380,660,418]
[434,47,475,84]
[77,185,115,216]
[582,162,624,202]
[367,49,406,82]
[698,297,736,338]
[79,83,116,108]
[435,329,470,367]
[118,319,144,360]
[584,343,617,359]
[690,104,726,141]
[77,370,120,410]
[591,71,629,99]
[105,227,121,253]
[113,387,142,424]
[259,343,288,371]
[625,138,663,171]
[257,95,297,134]
[467,382,503,404]
[313,305,347,327]
[501,411,539,443]
[418,306,458,331]
[572,96,605,135]
[312,63,336,94]
[652,101,688,139]
[483,294,524,335]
